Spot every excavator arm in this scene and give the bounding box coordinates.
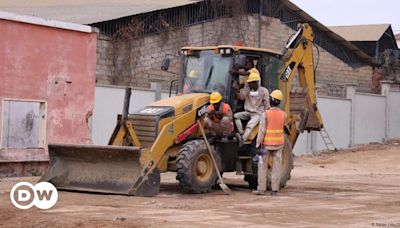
[279,23,323,146]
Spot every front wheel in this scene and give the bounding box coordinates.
[176,139,220,193]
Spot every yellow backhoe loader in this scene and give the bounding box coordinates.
[40,23,323,196]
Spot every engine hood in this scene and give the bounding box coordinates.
[149,93,210,116]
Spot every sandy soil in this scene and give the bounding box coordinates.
[1,142,399,227]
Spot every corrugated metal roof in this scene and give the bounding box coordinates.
[396,34,400,48]
[0,0,200,24]
[282,0,376,65]
[0,0,378,65]
[328,24,390,42]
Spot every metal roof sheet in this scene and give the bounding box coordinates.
[0,0,378,65]
[396,34,400,48]
[328,24,391,42]
[282,0,376,65]
[0,0,200,24]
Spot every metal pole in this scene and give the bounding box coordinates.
[122,87,132,118]
[258,0,263,48]
[154,82,161,101]
[346,85,356,147]
[375,40,380,64]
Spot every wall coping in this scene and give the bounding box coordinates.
[0,10,95,33]
[318,95,352,101]
[355,92,386,98]
[96,83,172,94]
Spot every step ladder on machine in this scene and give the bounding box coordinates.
[319,127,338,152]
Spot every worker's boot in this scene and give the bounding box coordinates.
[252,190,265,195]
[270,191,278,196]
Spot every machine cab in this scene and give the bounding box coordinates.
[179,45,284,109]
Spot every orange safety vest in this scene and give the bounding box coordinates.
[263,109,285,146]
[207,103,230,122]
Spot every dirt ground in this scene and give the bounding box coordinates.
[1,142,399,227]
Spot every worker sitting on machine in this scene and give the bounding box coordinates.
[183,70,203,93]
[234,73,270,144]
[204,92,234,142]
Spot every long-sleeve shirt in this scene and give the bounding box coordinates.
[237,86,270,115]
[256,107,287,149]
[205,102,233,122]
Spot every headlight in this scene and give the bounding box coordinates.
[219,48,231,55]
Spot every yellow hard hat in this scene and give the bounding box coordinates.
[210,92,222,104]
[246,72,261,82]
[189,70,200,78]
[270,90,283,101]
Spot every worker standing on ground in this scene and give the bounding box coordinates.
[204,92,233,141]
[253,90,286,196]
[234,73,270,143]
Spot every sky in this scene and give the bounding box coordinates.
[290,0,400,34]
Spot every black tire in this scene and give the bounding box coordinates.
[176,139,221,193]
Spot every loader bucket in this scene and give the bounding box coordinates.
[39,144,160,196]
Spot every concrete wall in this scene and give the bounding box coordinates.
[294,90,398,155]
[388,92,400,139]
[353,94,386,144]
[0,19,97,162]
[293,97,352,154]
[96,16,374,96]
[92,86,399,155]
[92,86,170,145]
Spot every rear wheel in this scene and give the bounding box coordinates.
[176,139,220,193]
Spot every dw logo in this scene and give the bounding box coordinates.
[10,182,58,210]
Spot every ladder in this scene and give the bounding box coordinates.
[319,127,338,151]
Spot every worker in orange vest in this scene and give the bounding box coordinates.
[253,90,286,196]
[204,92,233,141]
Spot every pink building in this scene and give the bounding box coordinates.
[0,11,97,176]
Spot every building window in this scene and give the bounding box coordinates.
[1,100,46,149]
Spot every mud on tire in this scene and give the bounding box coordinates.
[176,139,221,193]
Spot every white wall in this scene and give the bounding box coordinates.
[92,86,399,154]
[292,133,309,155]
[91,86,170,145]
[293,97,351,155]
[315,97,352,150]
[353,94,386,145]
[389,92,400,139]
